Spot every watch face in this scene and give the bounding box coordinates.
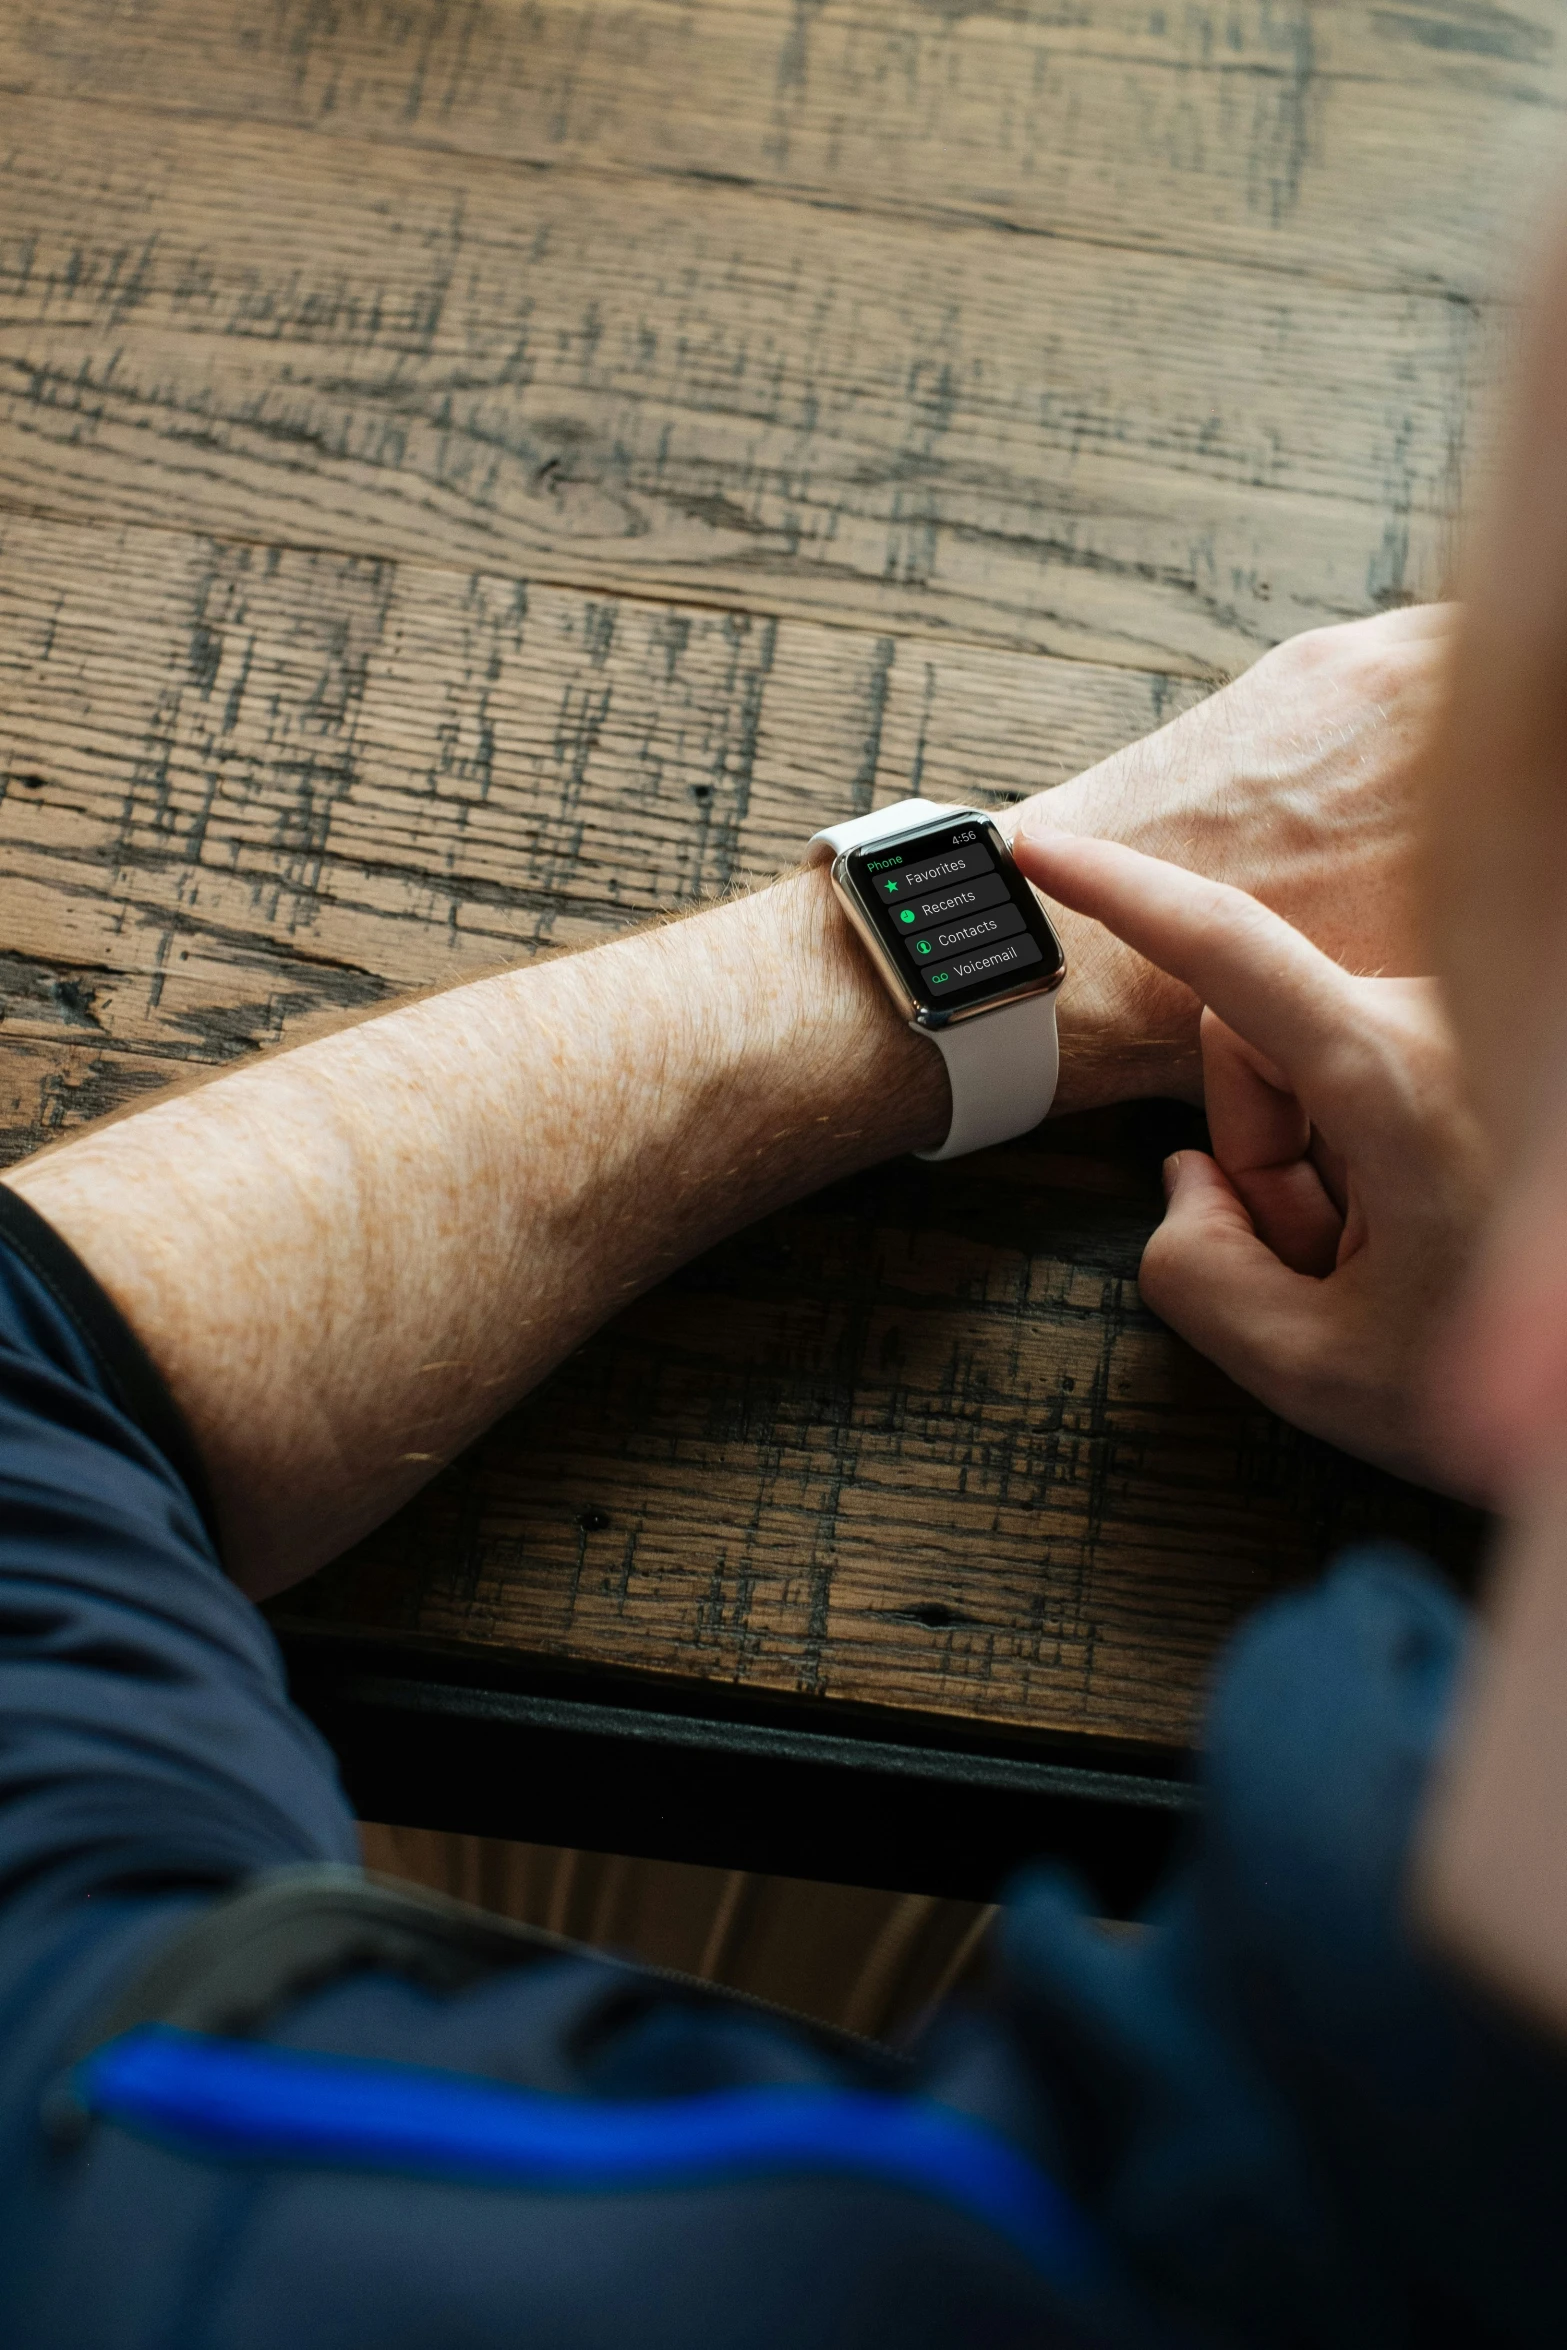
[842,814,1065,1021]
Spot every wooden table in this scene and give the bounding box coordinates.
[0,0,1555,1902]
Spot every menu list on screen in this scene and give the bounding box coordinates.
[848,819,1061,1008]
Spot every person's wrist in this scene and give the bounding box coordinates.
[765,818,1193,1153]
[708,868,949,1169]
[1001,794,1201,1112]
[1047,906,1199,1113]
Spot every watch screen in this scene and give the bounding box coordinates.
[845,816,1065,1014]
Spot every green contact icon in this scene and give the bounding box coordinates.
[915,939,932,955]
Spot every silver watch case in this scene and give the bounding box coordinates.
[827,811,1066,1033]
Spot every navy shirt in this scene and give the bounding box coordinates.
[0,1188,1562,2350]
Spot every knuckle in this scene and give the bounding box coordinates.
[1138,1220,1191,1314]
[1317,1017,1423,1114]
[1261,611,1427,711]
[1139,1190,1235,1320]
[1254,626,1331,693]
[1317,1027,1389,1103]
[1329,988,1466,1132]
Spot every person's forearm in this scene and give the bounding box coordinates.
[8,839,1175,1599]
[9,870,932,1593]
[4,609,1443,1595]
[9,860,1149,1599]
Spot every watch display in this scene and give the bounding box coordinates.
[840,814,1065,1023]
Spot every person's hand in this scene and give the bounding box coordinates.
[1011,828,1492,1496]
[1003,605,1454,1113]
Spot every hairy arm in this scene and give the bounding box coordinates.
[3,610,1447,1599]
[8,870,941,1597]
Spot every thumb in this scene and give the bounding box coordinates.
[1141,1150,1328,1414]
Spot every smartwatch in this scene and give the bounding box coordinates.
[807,797,1066,1162]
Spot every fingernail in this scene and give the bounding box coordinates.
[1161,1152,1182,1198]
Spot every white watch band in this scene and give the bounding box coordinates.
[807,798,1060,1162]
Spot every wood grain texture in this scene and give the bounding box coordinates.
[2,0,1560,297]
[0,90,1490,672]
[0,514,1469,1748]
[0,0,1516,1751]
[0,510,1197,1095]
[280,1133,1472,1747]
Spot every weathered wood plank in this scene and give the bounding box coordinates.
[0,512,1469,1748]
[0,512,1201,1090]
[277,1124,1471,1748]
[0,0,1503,1751]
[1,0,1560,299]
[0,96,1482,671]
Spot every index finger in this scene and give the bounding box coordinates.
[1012,826,1359,1081]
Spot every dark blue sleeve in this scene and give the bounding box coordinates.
[0,1190,1130,2350]
[4,1180,1561,2350]
[0,1185,357,2015]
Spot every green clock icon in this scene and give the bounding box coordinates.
[898,908,916,925]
